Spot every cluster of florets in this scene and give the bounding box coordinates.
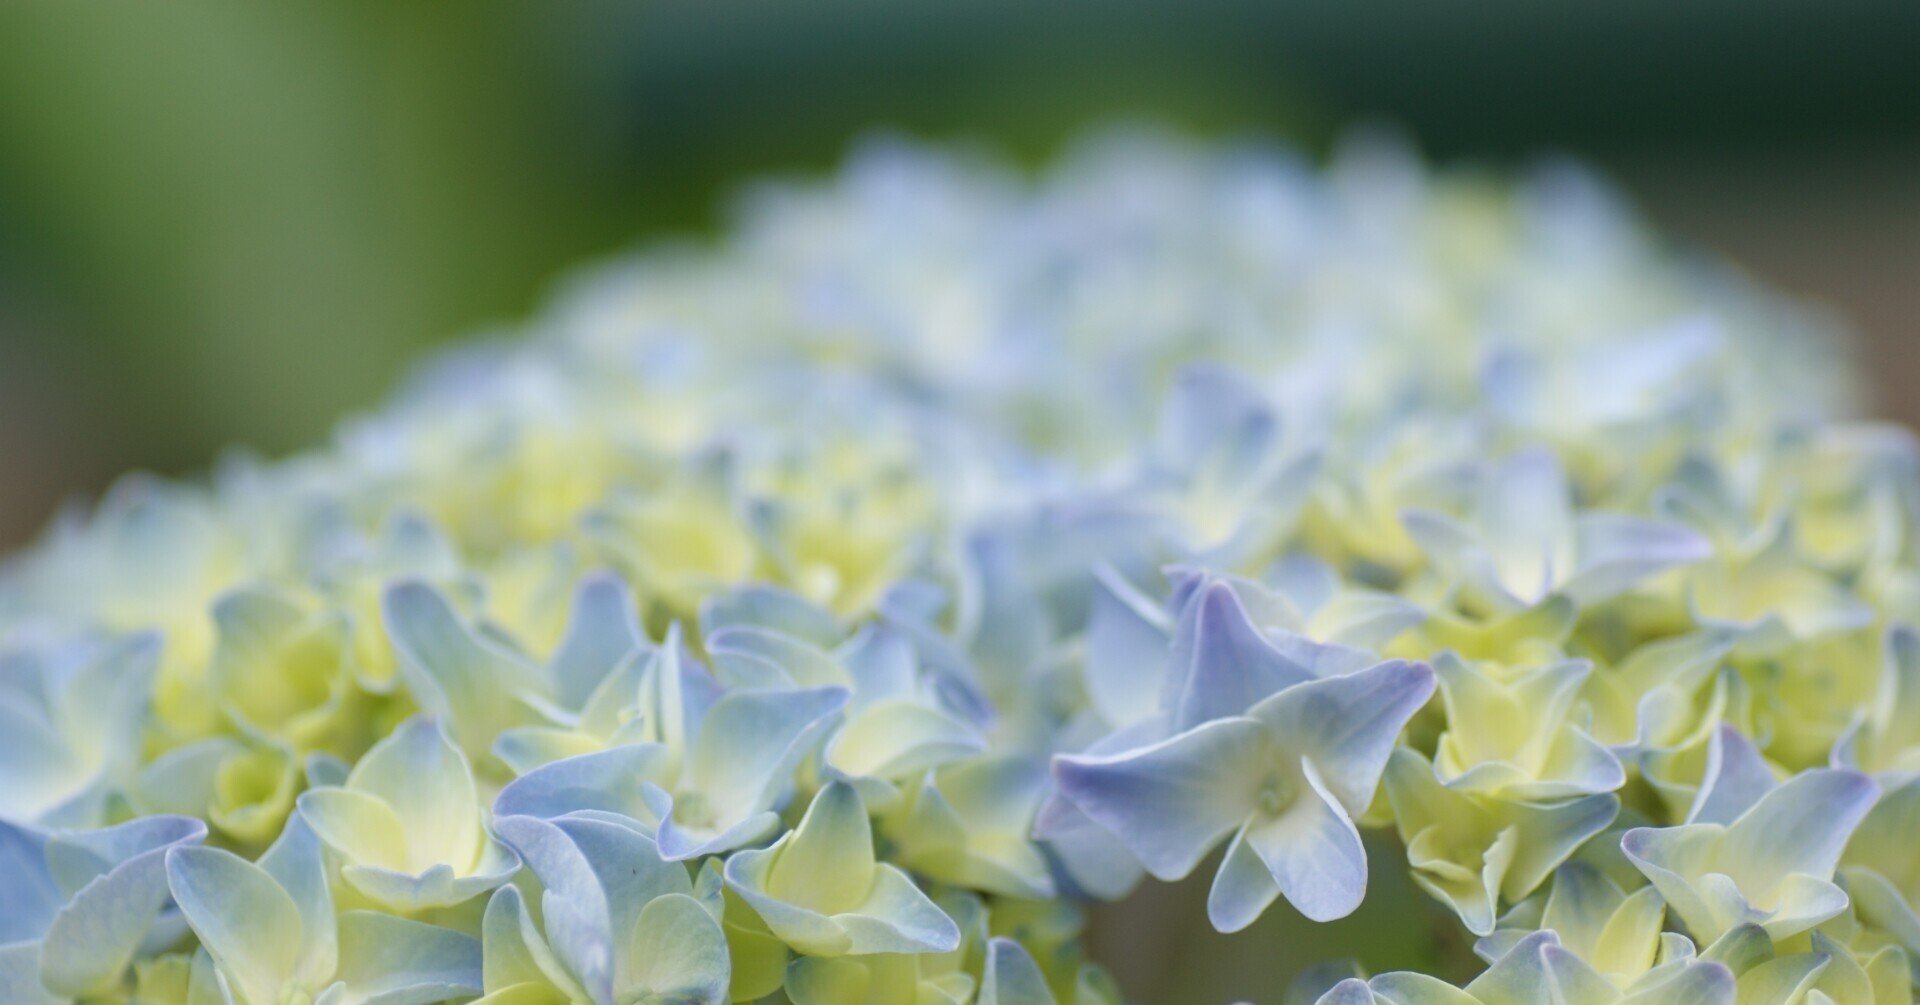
[2,131,1916,1005]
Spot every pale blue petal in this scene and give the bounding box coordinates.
[344,716,483,873]
[825,863,963,955]
[1206,824,1280,933]
[1686,724,1777,825]
[1241,761,1368,923]
[706,627,845,690]
[491,728,604,777]
[652,805,783,863]
[1505,793,1621,904]
[305,752,352,789]
[1463,929,1557,1005]
[481,883,587,1000]
[1401,508,1502,600]
[1618,960,1734,1004]
[257,813,337,985]
[552,816,692,961]
[186,949,235,1005]
[493,743,677,826]
[1246,659,1434,815]
[0,944,60,1005]
[835,624,917,705]
[132,738,244,818]
[1620,826,1732,943]
[1565,513,1710,605]
[42,814,198,899]
[1264,554,1341,621]
[0,691,87,824]
[40,815,207,997]
[1155,364,1274,468]
[677,685,848,851]
[1263,629,1383,679]
[1539,944,1618,1005]
[700,584,841,649]
[332,911,482,1005]
[548,571,646,712]
[1315,978,1383,1005]
[382,580,550,760]
[1083,565,1172,728]
[630,624,723,753]
[1036,799,1147,902]
[1268,555,1423,650]
[1164,581,1316,731]
[1842,866,1920,959]
[166,846,304,1005]
[1721,769,1877,889]
[827,698,987,781]
[339,854,520,914]
[1053,716,1273,880]
[978,937,1057,1005]
[616,893,728,1005]
[50,633,160,783]
[0,821,60,943]
[492,815,615,1004]
[1366,971,1480,1005]
[1480,447,1575,607]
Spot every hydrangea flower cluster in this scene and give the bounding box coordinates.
[3,130,1917,1005]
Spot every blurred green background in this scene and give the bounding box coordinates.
[0,1,1917,999]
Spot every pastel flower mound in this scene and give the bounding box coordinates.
[2,129,1917,1005]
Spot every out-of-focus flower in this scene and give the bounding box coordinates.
[1402,447,1709,615]
[1840,776,1920,964]
[1834,626,1920,781]
[0,633,157,827]
[208,587,360,756]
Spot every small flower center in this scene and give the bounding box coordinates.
[1258,772,1295,816]
[675,791,716,828]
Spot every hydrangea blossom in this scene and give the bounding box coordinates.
[1,130,1916,1004]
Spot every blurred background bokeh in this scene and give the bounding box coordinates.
[1,2,1916,999]
[4,0,1919,551]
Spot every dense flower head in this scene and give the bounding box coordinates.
[1,129,1916,1004]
